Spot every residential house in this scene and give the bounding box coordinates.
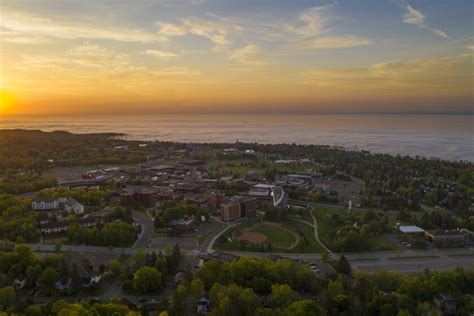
[55,277,72,291]
[433,294,456,314]
[197,294,210,315]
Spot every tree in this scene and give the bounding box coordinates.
[169,284,188,316]
[189,278,205,303]
[195,260,221,290]
[25,305,42,316]
[283,300,325,316]
[327,280,344,300]
[336,255,352,276]
[167,244,181,272]
[270,284,298,308]
[41,267,59,289]
[130,249,146,272]
[134,266,163,294]
[0,286,15,310]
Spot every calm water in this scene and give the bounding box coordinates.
[0,114,472,162]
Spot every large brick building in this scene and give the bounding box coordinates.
[221,200,241,222]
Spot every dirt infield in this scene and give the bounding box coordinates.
[236,222,301,249]
[237,230,267,244]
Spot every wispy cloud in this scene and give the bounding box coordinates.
[299,36,369,49]
[151,66,200,76]
[402,4,449,38]
[156,22,187,36]
[0,11,167,43]
[302,53,472,89]
[145,50,177,60]
[17,43,143,73]
[285,5,333,37]
[229,44,267,66]
[284,5,369,50]
[155,17,241,50]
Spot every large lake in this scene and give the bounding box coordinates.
[0,114,472,162]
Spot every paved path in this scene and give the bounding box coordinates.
[204,218,244,253]
[308,208,333,255]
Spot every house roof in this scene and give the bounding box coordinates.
[398,226,425,233]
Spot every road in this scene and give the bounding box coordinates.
[29,208,474,276]
[133,210,154,249]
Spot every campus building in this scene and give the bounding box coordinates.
[425,229,469,247]
[239,197,258,218]
[221,200,241,222]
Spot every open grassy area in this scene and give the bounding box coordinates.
[209,158,311,177]
[288,219,325,254]
[214,219,325,253]
[366,236,400,251]
[251,224,297,249]
[314,207,400,252]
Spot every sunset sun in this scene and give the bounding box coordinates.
[0,91,14,114]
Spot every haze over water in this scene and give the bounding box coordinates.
[0,114,472,162]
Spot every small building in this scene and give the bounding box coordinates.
[169,217,195,232]
[55,277,72,291]
[32,197,84,215]
[81,275,101,288]
[396,225,425,236]
[433,293,456,314]
[39,218,99,235]
[197,294,210,315]
[32,197,60,211]
[245,171,259,181]
[425,229,469,247]
[64,197,84,215]
[13,278,26,290]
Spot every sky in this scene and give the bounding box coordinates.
[0,0,473,115]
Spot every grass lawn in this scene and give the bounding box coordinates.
[209,158,313,177]
[251,224,296,249]
[313,207,400,252]
[214,219,324,253]
[287,220,325,254]
[366,236,400,251]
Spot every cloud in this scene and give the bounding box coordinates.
[402,4,449,38]
[301,53,472,90]
[432,29,448,39]
[285,5,333,37]
[17,43,143,73]
[403,5,425,26]
[156,22,187,36]
[466,45,474,51]
[145,50,177,60]
[299,36,369,49]
[155,17,241,49]
[151,66,200,76]
[229,44,267,65]
[0,11,167,43]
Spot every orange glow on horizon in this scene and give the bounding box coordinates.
[0,90,15,114]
